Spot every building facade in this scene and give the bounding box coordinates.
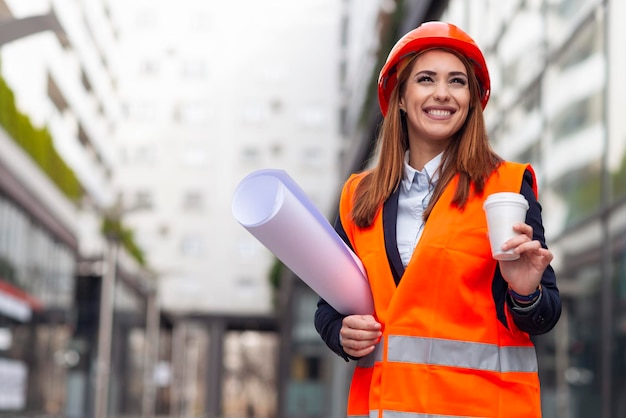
[0,122,78,415]
[443,0,625,416]
[105,0,347,416]
[0,1,157,417]
[2,0,348,415]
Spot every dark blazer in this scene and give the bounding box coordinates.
[314,169,562,360]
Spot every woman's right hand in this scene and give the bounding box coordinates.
[340,315,382,357]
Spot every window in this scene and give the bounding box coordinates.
[497,11,544,95]
[241,104,268,126]
[0,196,75,308]
[180,235,204,257]
[135,190,154,210]
[301,147,325,169]
[270,142,283,158]
[235,277,257,299]
[551,93,603,142]
[297,106,326,129]
[554,20,599,72]
[551,164,602,227]
[240,147,261,165]
[181,60,207,79]
[546,0,600,49]
[270,99,283,114]
[235,238,259,258]
[180,147,207,167]
[182,191,204,211]
[134,145,156,165]
[140,60,160,76]
[174,103,214,124]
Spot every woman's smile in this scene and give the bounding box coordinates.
[424,107,456,118]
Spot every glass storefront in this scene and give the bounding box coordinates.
[544,17,605,230]
[0,193,76,416]
[542,7,608,417]
[555,225,604,417]
[612,229,626,417]
[445,0,624,416]
[0,195,75,308]
[109,275,148,416]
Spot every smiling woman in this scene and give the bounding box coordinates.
[314,21,562,418]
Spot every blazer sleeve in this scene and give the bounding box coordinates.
[500,169,562,335]
[314,214,360,361]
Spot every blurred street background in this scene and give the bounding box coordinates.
[0,0,625,417]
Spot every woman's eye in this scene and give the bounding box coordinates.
[450,77,467,85]
[417,75,433,83]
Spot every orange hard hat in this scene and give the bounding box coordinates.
[377,21,491,116]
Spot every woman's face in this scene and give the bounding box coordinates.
[399,49,470,148]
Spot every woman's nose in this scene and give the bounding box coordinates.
[433,83,450,101]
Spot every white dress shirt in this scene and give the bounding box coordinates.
[396,151,443,267]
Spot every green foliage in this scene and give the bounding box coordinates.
[0,66,148,269]
[101,216,146,266]
[268,257,283,291]
[268,257,285,309]
[358,0,406,128]
[0,74,82,201]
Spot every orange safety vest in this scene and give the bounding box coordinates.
[340,162,541,418]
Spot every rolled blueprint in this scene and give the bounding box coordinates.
[232,169,373,315]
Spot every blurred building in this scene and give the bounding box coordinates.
[105,0,344,314]
[444,1,626,416]
[0,0,349,416]
[279,0,626,418]
[2,0,624,417]
[0,0,157,417]
[104,0,345,416]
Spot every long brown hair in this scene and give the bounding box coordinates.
[351,48,502,228]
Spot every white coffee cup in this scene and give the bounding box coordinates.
[483,192,529,261]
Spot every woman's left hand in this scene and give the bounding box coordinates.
[498,222,553,295]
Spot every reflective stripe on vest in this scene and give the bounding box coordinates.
[350,409,491,418]
[387,335,537,373]
[356,343,383,369]
[383,411,486,418]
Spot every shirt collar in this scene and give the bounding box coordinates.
[400,151,443,192]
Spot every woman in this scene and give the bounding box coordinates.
[314,21,561,417]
